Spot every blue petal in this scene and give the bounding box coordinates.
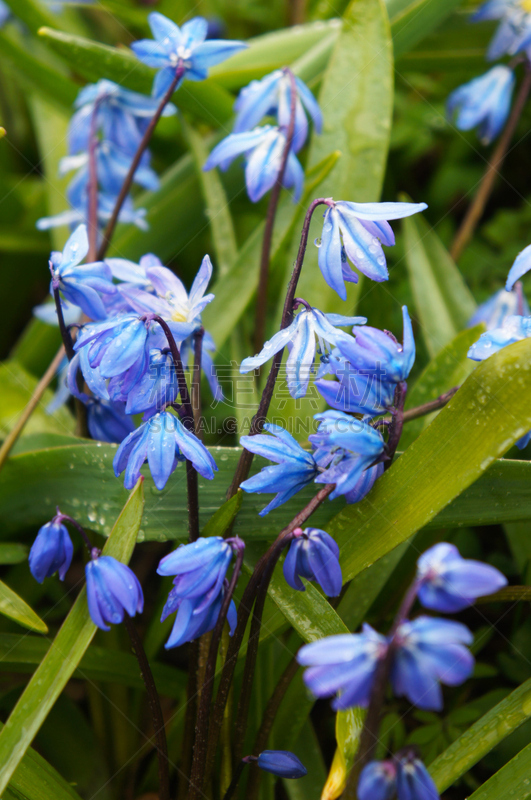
[336,200,427,221]
[319,206,350,301]
[148,12,182,49]
[506,243,531,290]
[130,40,170,68]
[204,127,270,171]
[257,751,307,779]
[191,39,248,71]
[147,413,178,489]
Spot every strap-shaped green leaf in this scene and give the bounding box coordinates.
[403,210,477,357]
[0,479,144,795]
[465,742,531,800]
[389,0,465,57]
[330,338,531,583]
[0,581,47,634]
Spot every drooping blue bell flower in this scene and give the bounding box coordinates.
[467,314,531,360]
[239,423,320,515]
[161,582,237,649]
[131,12,247,99]
[297,624,388,710]
[59,140,160,197]
[316,200,427,300]
[283,527,342,597]
[240,308,366,399]
[391,617,474,710]
[113,410,217,489]
[157,536,238,612]
[315,352,397,418]
[336,305,415,385]
[124,348,179,416]
[416,542,507,612]
[85,554,144,631]
[69,78,176,155]
[29,519,74,583]
[233,68,322,152]
[343,461,384,504]
[395,751,439,800]
[86,399,136,444]
[256,751,308,779]
[506,242,531,290]
[49,224,116,320]
[447,66,515,145]
[358,760,397,800]
[204,125,305,202]
[469,286,529,329]
[472,0,531,60]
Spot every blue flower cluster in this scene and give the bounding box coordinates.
[446,0,531,143]
[38,79,172,232]
[204,67,322,202]
[297,542,506,799]
[157,536,244,648]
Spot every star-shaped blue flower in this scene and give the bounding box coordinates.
[447,66,515,145]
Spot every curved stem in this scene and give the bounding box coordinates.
[192,327,204,438]
[254,69,297,354]
[123,616,170,800]
[384,381,407,469]
[56,512,93,552]
[450,65,531,263]
[227,197,330,499]
[222,758,253,800]
[203,483,335,786]
[188,546,246,800]
[97,65,185,260]
[53,285,75,361]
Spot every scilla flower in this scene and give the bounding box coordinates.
[396,751,439,800]
[131,13,246,98]
[316,200,427,300]
[239,423,320,515]
[416,542,507,612]
[161,583,237,648]
[49,224,116,320]
[114,410,217,489]
[256,751,308,779]
[467,314,531,360]
[506,241,531,290]
[240,307,366,399]
[315,353,396,417]
[447,66,515,145]
[233,69,322,152]
[391,617,474,710]
[86,554,144,631]
[297,624,388,710]
[283,527,342,597]
[472,0,531,60]
[358,760,397,800]
[29,519,74,583]
[469,286,529,329]
[204,125,304,202]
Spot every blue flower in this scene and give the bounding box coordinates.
[157,536,236,612]
[506,242,531,290]
[469,286,529,329]
[86,399,136,444]
[113,410,217,489]
[309,411,386,499]
[395,752,439,800]
[416,542,507,612]
[37,193,148,233]
[239,423,320,515]
[69,79,176,155]
[297,624,388,710]
[315,354,396,417]
[467,314,531,360]
[204,125,304,202]
[358,761,397,800]
[447,66,515,145]
[233,69,322,152]
[49,224,116,320]
[316,200,427,300]
[124,348,179,416]
[179,330,223,403]
[256,751,308,779]
[391,617,474,710]
[472,0,531,60]
[343,462,384,504]
[85,555,144,631]
[336,306,416,384]
[283,527,342,597]
[59,140,160,197]
[161,583,237,649]
[131,13,247,99]
[29,520,74,583]
[240,308,366,399]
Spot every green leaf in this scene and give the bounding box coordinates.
[0,543,28,565]
[0,634,185,699]
[183,121,237,277]
[465,742,531,800]
[388,0,465,57]
[329,338,531,584]
[267,578,349,643]
[0,581,47,634]
[402,210,477,357]
[0,31,77,110]
[37,27,235,125]
[0,721,83,800]
[0,361,73,438]
[430,677,531,792]
[3,0,58,35]
[0,479,144,795]
[400,325,484,449]
[201,490,243,538]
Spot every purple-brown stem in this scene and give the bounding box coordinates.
[97,64,185,260]
[192,327,204,438]
[55,509,93,552]
[253,68,298,354]
[385,381,407,468]
[51,280,75,361]
[227,197,332,499]
[188,543,246,800]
